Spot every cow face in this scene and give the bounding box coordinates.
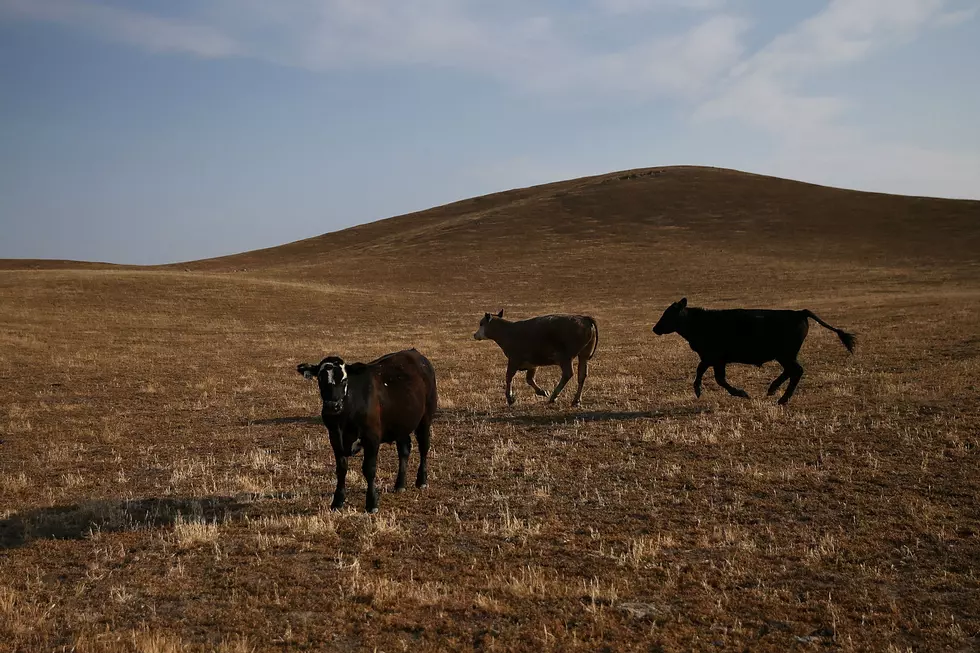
[473,309,504,340]
[652,298,688,335]
[317,356,348,414]
[298,356,348,414]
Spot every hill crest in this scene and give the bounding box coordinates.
[2,166,977,271]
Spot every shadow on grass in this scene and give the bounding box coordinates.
[246,415,321,426]
[0,493,296,550]
[248,405,711,430]
[438,404,711,427]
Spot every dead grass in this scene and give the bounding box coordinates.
[171,515,221,549]
[1,170,979,651]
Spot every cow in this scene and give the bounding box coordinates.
[297,348,437,513]
[651,298,855,405]
[473,310,599,406]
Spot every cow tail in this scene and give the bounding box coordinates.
[804,310,856,353]
[586,316,599,360]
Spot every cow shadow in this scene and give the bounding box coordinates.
[251,406,711,430]
[0,493,292,550]
[245,415,321,426]
[438,404,711,427]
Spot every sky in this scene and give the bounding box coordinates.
[1,0,978,264]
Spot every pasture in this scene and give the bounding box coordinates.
[1,167,978,651]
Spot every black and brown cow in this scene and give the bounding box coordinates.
[652,298,855,405]
[474,310,599,406]
[297,348,437,513]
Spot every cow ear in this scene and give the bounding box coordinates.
[297,363,319,380]
[678,298,687,309]
[497,309,504,318]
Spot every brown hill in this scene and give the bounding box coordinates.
[181,166,980,276]
[0,259,124,271]
[5,167,977,280]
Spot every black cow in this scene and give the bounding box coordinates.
[473,310,599,406]
[652,298,855,405]
[297,348,437,513]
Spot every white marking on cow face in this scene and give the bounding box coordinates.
[322,361,347,385]
[324,363,342,384]
[318,359,348,414]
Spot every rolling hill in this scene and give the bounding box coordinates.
[180,166,980,274]
[2,166,979,652]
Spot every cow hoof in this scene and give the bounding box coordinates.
[736,391,750,399]
[330,502,345,511]
[535,390,547,397]
[416,483,428,489]
[366,507,379,514]
[694,388,702,399]
[506,396,516,406]
[571,400,581,408]
[394,486,406,493]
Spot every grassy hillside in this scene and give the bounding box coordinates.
[1,167,978,652]
[185,166,980,271]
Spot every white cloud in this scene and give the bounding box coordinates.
[575,15,747,97]
[0,0,239,57]
[736,0,953,78]
[0,0,746,100]
[769,135,980,200]
[934,5,980,25]
[697,0,973,133]
[694,0,980,199]
[3,0,978,199]
[234,2,748,100]
[593,0,728,14]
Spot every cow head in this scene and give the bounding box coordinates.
[473,309,504,340]
[297,356,348,415]
[652,298,687,335]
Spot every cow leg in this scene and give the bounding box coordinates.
[548,359,574,404]
[525,368,548,397]
[714,365,749,398]
[415,420,431,489]
[570,356,589,407]
[767,366,791,397]
[362,442,380,513]
[505,360,519,405]
[330,455,348,510]
[693,361,710,398]
[328,428,348,510]
[778,361,805,405]
[394,437,411,492]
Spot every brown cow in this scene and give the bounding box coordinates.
[297,349,437,513]
[474,310,599,406]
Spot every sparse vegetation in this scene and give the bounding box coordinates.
[1,168,978,651]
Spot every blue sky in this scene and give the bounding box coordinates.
[1,0,978,264]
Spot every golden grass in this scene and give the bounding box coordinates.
[1,170,978,651]
[171,516,221,549]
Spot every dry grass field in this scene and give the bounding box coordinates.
[1,167,978,652]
